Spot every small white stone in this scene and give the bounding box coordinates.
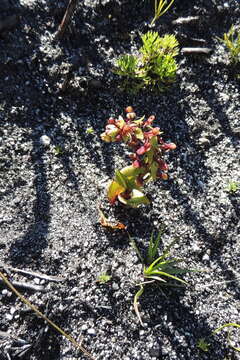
[81,324,88,331]
[87,328,96,335]
[198,137,210,145]
[40,135,51,146]
[6,313,13,321]
[202,254,210,261]
[10,307,16,315]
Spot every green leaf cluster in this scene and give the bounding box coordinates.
[114,31,179,93]
[226,181,239,194]
[130,231,195,325]
[220,25,240,64]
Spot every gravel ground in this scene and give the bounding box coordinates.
[0,0,240,359]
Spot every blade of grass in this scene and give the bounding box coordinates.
[128,233,144,263]
[145,270,188,285]
[213,323,240,334]
[133,285,144,326]
[151,0,175,26]
[0,270,95,360]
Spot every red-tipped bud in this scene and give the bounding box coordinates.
[115,134,122,141]
[108,117,115,124]
[144,115,155,126]
[136,142,151,155]
[133,160,141,168]
[161,142,176,150]
[125,106,134,113]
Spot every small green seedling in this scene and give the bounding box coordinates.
[86,127,95,135]
[219,25,240,64]
[114,31,179,93]
[129,231,195,325]
[226,181,239,193]
[197,338,210,352]
[97,273,112,284]
[151,0,175,26]
[54,145,64,156]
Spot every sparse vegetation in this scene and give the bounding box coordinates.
[114,31,179,93]
[101,107,176,207]
[129,231,194,325]
[219,25,240,64]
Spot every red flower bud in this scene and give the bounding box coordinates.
[144,115,155,126]
[108,117,116,124]
[161,142,176,150]
[125,106,134,113]
[133,160,141,168]
[136,142,151,155]
[115,134,122,141]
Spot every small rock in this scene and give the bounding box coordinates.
[192,243,200,252]
[40,135,51,146]
[112,282,119,291]
[202,254,210,261]
[87,328,96,335]
[198,137,210,146]
[10,307,15,315]
[6,313,13,321]
[81,324,88,331]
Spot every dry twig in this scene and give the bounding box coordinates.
[55,0,78,39]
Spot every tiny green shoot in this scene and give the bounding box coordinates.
[151,0,175,26]
[97,273,112,284]
[54,145,64,156]
[86,127,95,135]
[226,181,239,193]
[196,338,210,352]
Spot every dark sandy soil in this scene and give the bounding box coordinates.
[0,0,240,359]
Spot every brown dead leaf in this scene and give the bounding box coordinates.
[98,208,126,230]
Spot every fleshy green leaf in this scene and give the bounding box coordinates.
[150,161,159,181]
[118,189,150,208]
[107,180,125,204]
[115,170,128,189]
[135,128,144,140]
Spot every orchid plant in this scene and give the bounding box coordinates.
[101,107,176,207]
